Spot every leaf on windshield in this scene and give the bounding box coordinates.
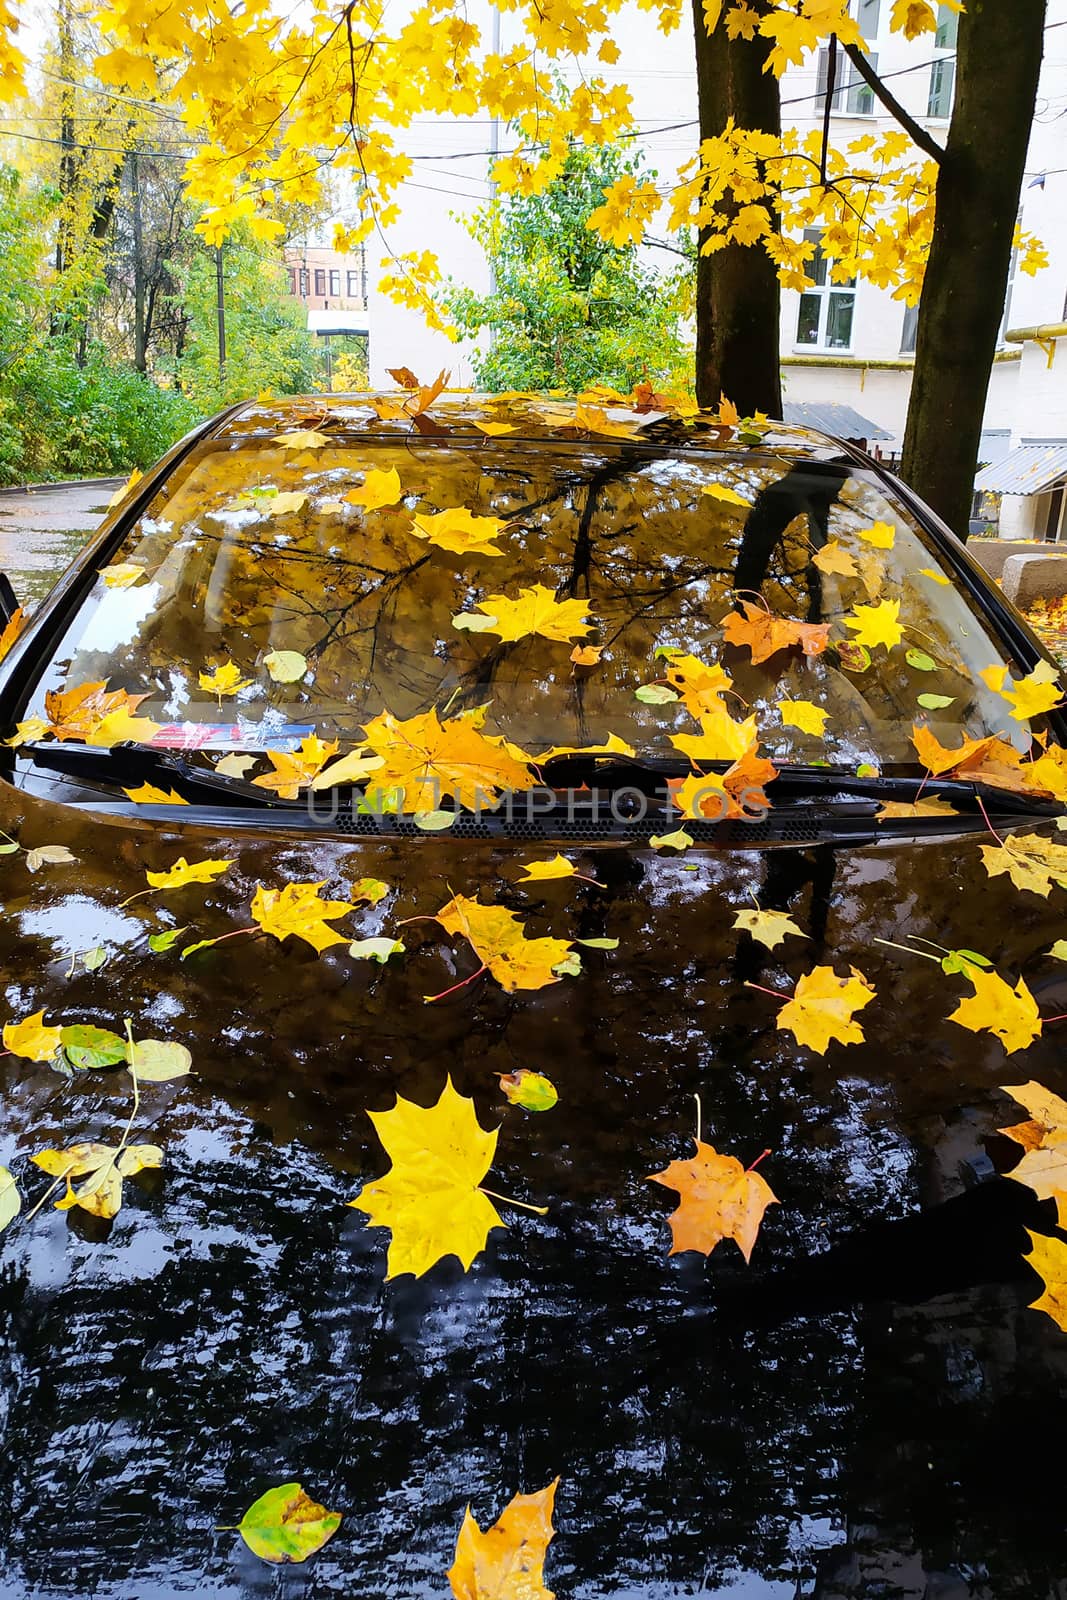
[771,965,876,1053]
[3,1008,62,1062]
[272,429,332,450]
[499,1070,559,1111]
[671,704,758,765]
[360,708,532,811]
[447,1480,559,1600]
[474,419,517,437]
[145,855,235,892]
[263,650,307,683]
[409,506,508,557]
[858,520,896,548]
[948,967,1041,1055]
[198,660,252,700]
[701,482,750,507]
[812,541,857,577]
[99,563,147,588]
[236,1483,342,1564]
[648,1140,777,1261]
[215,752,256,779]
[843,600,903,651]
[918,566,951,586]
[123,783,189,804]
[663,653,733,718]
[777,699,829,736]
[350,1076,507,1278]
[252,734,340,798]
[979,832,1067,897]
[428,893,574,997]
[721,600,831,665]
[32,1141,162,1219]
[672,744,777,823]
[251,880,355,954]
[452,584,593,644]
[44,679,157,744]
[106,468,142,509]
[733,907,807,950]
[999,1081,1067,1222]
[875,796,959,820]
[980,660,1064,722]
[345,466,403,510]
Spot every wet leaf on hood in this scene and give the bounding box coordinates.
[409,506,508,558]
[518,855,603,887]
[771,966,876,1053]
[979,832,1067,898]
[60,1024,126,1070]
[32,1141,163,1219]
[1050,939,1067,961]
[1000,1081,1067,1222]
[81,946,107,972]
[447,1479,559,1600]
[649,828,693,851]
[721,600,831,665]
[236,1482,342,1563]
[949,967,1041,1055]
[3,1009,63,1063]
[263,649,308,683]
[215,752,256,779]
[427,894,575,999]
[344,466,403,510]
[350,1076,508,1278]
[127,1039,192,1082]
[1025,1230,1067,1331]
[145,855,236,892]
[348,937,405,963]
[123,783,189,804]
[575,936,618,950]
[251,880,355,953]
[148,925,190,953]
[451,585,593,644]
[0,1166,19,1233]
[198,660,252,700]
[499,1070,558,1111]
[25,844,77,873]
[940,947,993,976]
[648,1140,777,1262]
[733,907,807,950]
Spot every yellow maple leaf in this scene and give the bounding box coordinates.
[662,654,733,718]
[32,1142,162,1220]
[1024,1229,1067,1331]
[144,855,235,892]
[917,567,951,587]
[732,907,807,950]
[360,708,532,812]
[44,679,153,743]
[812,541,857,577]
[573,402,643,438]
[350,1076,506,1279]
[858,520,896,549]
[448,1480,559,1600]
[843,599,903,651]
[778,699,829,736]
[85,708,162,747]
[251,880,355,954]
[453,585,593,644]
[473,419,517,437]
[648,1140,777,1262]
[517,854,603,887]
[430,893,574,995]
[891,0,960,41]
[409,506,508,557]
[980,660,1064,723]
[252,734,340,799]
[123,783,189,804]
[535,733,637,763]
[309,749,386,789]
[670,705,760,765]
[1000,1081,1067,1224]
[701,481,750,507]
[0,605,25,663]
[875,796,959,820]
[949,968,1041,1055]
[345,466,403,510]
[775,965,876,1053]
[106,468,142,510]
[99,563,146,588]
[716,394,741,427]
[2,1008,62,1063]
[199,660,251,700]
[979,832,1067,897]
[570,643,602,670]
[272,429,332,450]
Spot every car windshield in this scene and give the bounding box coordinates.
[30,428,1048,770]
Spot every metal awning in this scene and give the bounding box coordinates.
[975,442,1067,495]
[781,402,893,440]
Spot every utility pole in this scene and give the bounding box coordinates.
[131,149,146,373]
[215,244,226,381]
[487,2,501,344]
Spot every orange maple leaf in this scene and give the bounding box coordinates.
[361,708,532,811]
[252,734,340,798]
[721,600,831,665]
[44,679,158,745]
[0,606,25,664]
[671,744,777,821]
[428,893,574,996]
[448,1480,559,1600]
[662,653,733,718]
[648,1140,777,1261]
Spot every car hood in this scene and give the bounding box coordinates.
[2,782,1067,1594]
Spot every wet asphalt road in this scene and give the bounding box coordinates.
[0,480,117,607]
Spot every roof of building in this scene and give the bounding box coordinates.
[780,401,893,441]
[975,442,1067,495]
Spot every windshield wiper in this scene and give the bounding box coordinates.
[15,741,296,807]
[764,766,1063,817]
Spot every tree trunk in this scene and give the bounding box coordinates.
[691,0,782,417]
[900,0,1046,539]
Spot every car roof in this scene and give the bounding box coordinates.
[207,391,864,464]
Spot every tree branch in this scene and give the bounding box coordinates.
[841,43,944,164]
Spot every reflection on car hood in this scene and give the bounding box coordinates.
[2,783,1067,1596]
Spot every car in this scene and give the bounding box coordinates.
[1,392,1066,1595]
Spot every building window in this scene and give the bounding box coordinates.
[998,213,1021,345]
[935,1,959,47]
[796,229,856,350]
[857,0,880,39]
[314,268,327,295]
[815,47,878,114]
[329,269,341,296]
[1043,483,1066,542]
[298,268,309,296]
[927,56,955,117]
[286,267,297,296]
[900,301,919,353]
[347,270,360,300]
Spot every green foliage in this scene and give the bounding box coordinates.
[444,143,694,395]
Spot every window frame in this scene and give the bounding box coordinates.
[794,229,858,352]
[314,268,327,296]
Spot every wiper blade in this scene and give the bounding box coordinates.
[17,740,296,807]
[766,766,1062,817]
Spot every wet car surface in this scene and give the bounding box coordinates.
[1,396,1066,1597]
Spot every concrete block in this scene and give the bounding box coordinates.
[969,539,1067,581]
[1001,553,1067,608]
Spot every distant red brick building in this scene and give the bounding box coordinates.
[283,244,368,313]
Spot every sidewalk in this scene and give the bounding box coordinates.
[0,479,120,606]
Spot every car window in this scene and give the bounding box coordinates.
[29,434,1049,768]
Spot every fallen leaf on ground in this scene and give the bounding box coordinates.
[569,644,601,670]
[251,881,355,954]
[272,429,332,450]
[499,1070,558,1111]
[701,481,750,506]
[215,753,255,779]
[350,1076,506,1278]
[774,965,876,1053]
[448,1480,559,1600]
[127,1039,192,1082]
[648,1140,777,1261]
[236,1483,342,1563]
[661,653,732,718]
[61,1024,126,1069]
[949,967,1041,1054]
[44,679,155,744]
[733,907,807,950]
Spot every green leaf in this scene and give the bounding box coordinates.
[82,946,107,972]
[905,648,937,672]
[835,641,871,673]
[127,1038,192,1082]
[635,683,679,705]
[552,951,582,977]
[60,1024,126,1071]
[576,936,619,950]
[148,925,190,953]
[413,810,457,831]
[236,1483,342,1564]
[917,693,955,710]
[348,937,405,963]
[0,841,20,855]
[1049,939,1067,961]
[654,645,683,660]
[941,947,994,976]
[352,877,389,905]
[499,1069,559,1111]
[0,1165,20,1234]
[181,936,225,959]
[855,763,879,778]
